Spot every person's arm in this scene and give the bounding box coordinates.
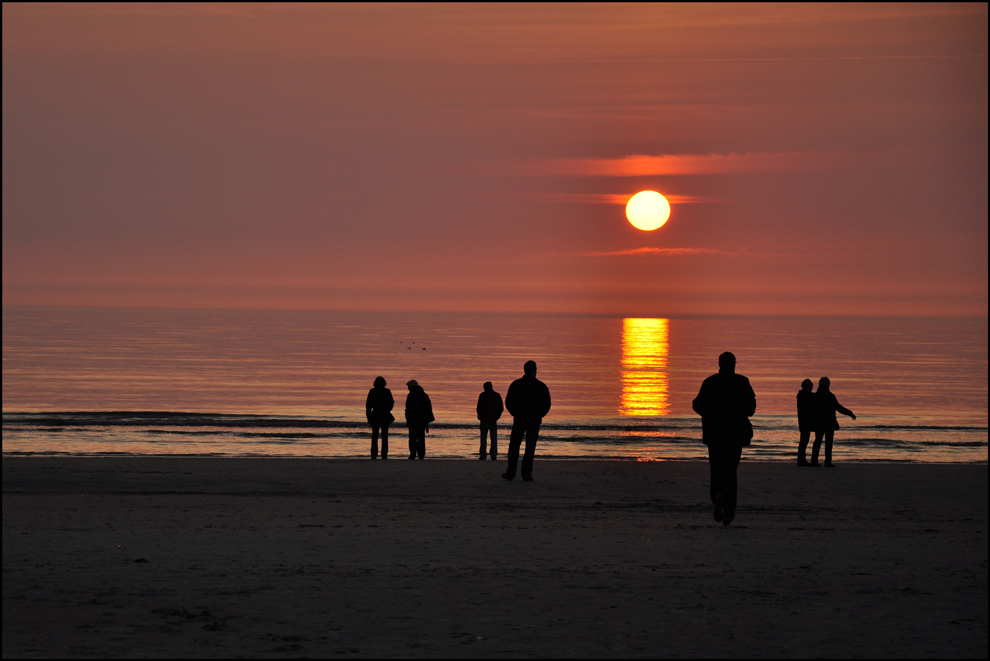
[543,385,551,418]
[477,393,485,420]
[692,380,709,417]
[496,393,504,418]
[835,399,855,420]
[366,390,374,422]
[425,394,435,432]
[505,383,516,417]
[745,379,756,417]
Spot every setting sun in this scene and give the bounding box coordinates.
[625,191,671,231]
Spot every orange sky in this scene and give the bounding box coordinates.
[3,4,987,316]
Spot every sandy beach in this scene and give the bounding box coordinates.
[2,457,986,658]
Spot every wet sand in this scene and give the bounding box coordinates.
[3,457,987,658]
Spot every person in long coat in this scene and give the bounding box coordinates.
[476,381,504,460]
[404,380,435,459]
[691,352,757,526]
[365,376,394,459]
[811,376,856,467]
[796,379,816,466]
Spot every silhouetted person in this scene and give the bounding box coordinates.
[811,376,855,467]
[477,381,504,460]
[404,380,434,459]
[796,378,815,466]
[366,376,395,459]
[691,352,756,526]
[502,361,551,482]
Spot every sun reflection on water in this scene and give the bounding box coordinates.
[620,318,670,416]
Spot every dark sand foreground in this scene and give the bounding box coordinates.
[3,458,987,658]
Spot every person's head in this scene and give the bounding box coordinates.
[718,352,736,374]
[523,360,537,376]
[483,381,493,392]
[373,376,386,388]
[406,379,419,390]
[818,376,830,391]
[801,378,813,392]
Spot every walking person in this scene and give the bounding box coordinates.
[691,352,757,526]
[477,382,504,460]
[501,361,551,482]
[811,377,856,467]
[365,376,394,459]
[404,380,434,459]
[796,379,815,466]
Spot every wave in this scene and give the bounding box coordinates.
[3,412,986,433]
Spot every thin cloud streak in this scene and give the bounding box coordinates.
[560,247,732,258]
[528,151,852,177]
[534,193,709,205]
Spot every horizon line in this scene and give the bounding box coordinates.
[2,302,986,321]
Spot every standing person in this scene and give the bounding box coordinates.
[796,379,815,466]
[404,380,434,460]
[365,376,394,460]
[691,352,757,526]
[477,381,504,460]
[502,361,551,482]
[811,377,856,468]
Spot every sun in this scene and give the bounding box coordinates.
[625,191,670,231]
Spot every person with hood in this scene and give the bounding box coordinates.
[811,377,856,467]
[502,361,551,482]
[691,352,757,526]
[365,376,395,459]
[796,379,816,466]
[476,381,504,460]
[404,380,435,460]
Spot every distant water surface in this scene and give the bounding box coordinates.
[3,307,986,462]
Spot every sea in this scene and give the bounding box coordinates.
[2,306,987,462]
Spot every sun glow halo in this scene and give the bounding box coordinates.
[625,191,671,231]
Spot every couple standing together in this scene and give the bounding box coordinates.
[365,377,434,459]
[365,361,552,481]
[796,377,856,467]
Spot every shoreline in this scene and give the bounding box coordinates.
[3,452,987,463]
[6,411,986,463]
[4,458,986,657]
[5,414,986,464]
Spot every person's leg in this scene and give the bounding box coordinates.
[824,429,834,466]
[798,428,810,465]
[708,445,732,503]
[417,428,426,459]
[503,420,524,479]
[708,444,725,520]
[381,426,388,459]
[490,423,498,459]
[480,423,487,458]
[409,426,416,459]
[521,425,539,479]
[723,445,742,521]
[708,444,742,523]
[811,429,824,465]
[371,425,380,459]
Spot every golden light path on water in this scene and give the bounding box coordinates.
[619,318,670,416]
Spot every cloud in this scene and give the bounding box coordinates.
[561,247,730,258]
[533,193,709,205]
[527,151,850,177]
